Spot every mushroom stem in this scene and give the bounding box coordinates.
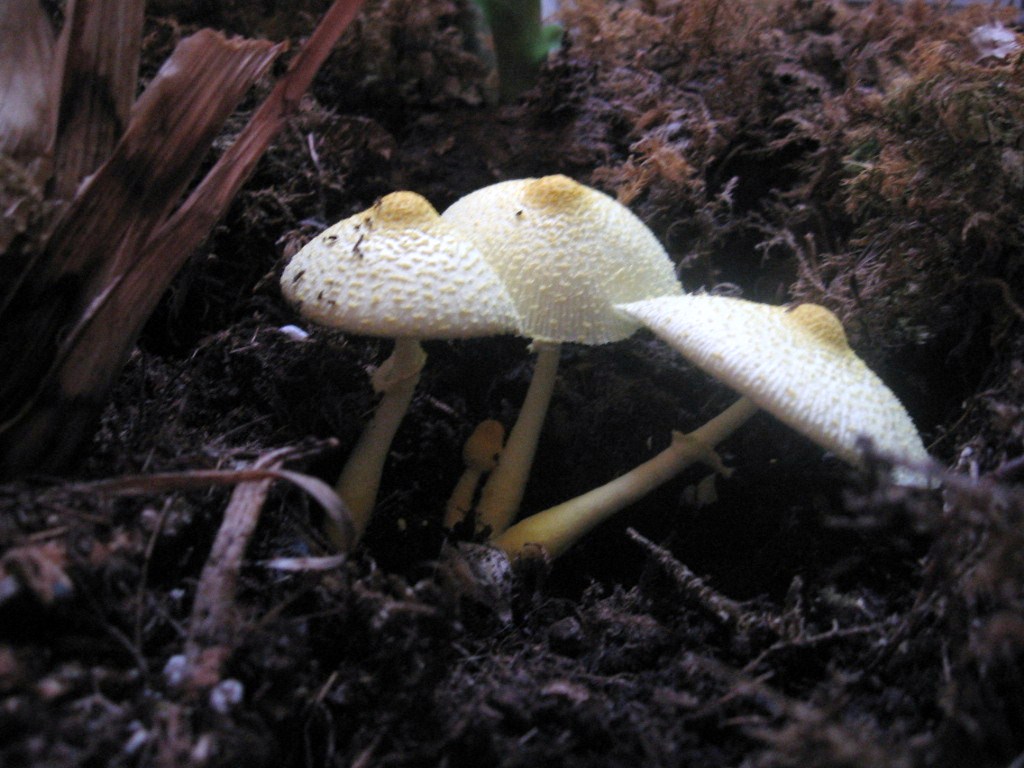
[444,419,505,530]
[491,396,759,559]
[445,468,487,530]
[475,340,562,536]
[331,337,427,548]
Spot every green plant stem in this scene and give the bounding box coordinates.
[492,396,759,559]
[477,0,544,102]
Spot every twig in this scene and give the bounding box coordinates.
[993,453,1024,482]
[134,497,174,653]
[182,443,349,692]
[186,451,283,651]
[627,527,745,627]
[742,623,881,674]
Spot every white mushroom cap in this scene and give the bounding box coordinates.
[280,192,520,339]
[442,175,683,345]
[616,295,931,475]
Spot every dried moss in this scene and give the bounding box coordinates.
[315,0,490,113]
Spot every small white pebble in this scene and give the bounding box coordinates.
[278,324,310,341]
[162,654,188,688]
[123,722,149,756]
[209,678,244,714]
[191,734,215,765]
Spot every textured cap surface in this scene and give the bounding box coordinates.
[442,175,683,344]
[617,295,930,471]
[281,192,520,339]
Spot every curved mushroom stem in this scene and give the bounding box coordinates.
[331,337,427,549]
[475,340,561,537]
[444,467,487,531]
[491,396,760,559]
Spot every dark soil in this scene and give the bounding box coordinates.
[3,1,1024,766]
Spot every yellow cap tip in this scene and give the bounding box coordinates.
[372,191,439,228]
[521,174,588,209]
[787,303,848,349]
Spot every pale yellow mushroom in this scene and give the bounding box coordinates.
[493,295,932,559]
[617,295,931,477]
[442,175,683,536]
[443,419,506,530]
[280,192,520,548]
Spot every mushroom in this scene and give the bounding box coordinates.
[443,419,506,530]
[493,295,932,559]
[280,191,520,547]
[441,174,683,536]
[619,295,931,476]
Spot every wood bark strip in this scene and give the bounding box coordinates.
[0,32,281,476]
[51,0,146,199]
[146,0,369,248]
[185,451,286,659]
[180,445,344,692]
[0,0,367,478]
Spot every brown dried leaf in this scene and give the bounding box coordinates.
[0,31,282,475]
[51,0,146,198]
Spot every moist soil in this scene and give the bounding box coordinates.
[3,1,1024,766]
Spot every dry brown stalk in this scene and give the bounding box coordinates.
[182,442,352,693]
[184,448,297,681]
[51,0,146,198]
[0,31,283,476]
[0,0,368,478]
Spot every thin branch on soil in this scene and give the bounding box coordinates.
[134,497,174,654]
[742,623,882,675]
[628,527,745,627]
[185,450,284,667]
[993,453,1024,482]
[183,442,350,692]
[263,553,349,571]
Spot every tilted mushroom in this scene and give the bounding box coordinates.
[280,192,520,547]
[493,294,932,559]
[620,296,931,474]
[441,174,683,536]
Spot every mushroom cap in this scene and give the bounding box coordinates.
[616,294,930,474]
[280,192,520,339]
[463,419,505,473]
[441,175,683,345]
